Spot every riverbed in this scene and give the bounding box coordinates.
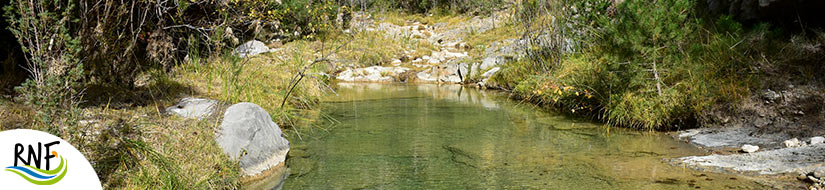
[280,83,767,189]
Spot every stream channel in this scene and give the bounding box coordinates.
[277,83,766,189]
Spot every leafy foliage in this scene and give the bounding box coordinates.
[233,0,341,39]
[5,0,84,136]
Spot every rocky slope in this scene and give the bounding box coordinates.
[334,11,521,85]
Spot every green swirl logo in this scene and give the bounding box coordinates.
[4,141,68,185]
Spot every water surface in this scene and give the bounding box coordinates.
[282,83,764,189]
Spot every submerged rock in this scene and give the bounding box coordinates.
[741,144,759,153]
[216,102,290,177]
[234,40,271,58]
[165,97,218,119]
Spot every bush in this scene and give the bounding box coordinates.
[5,0,85,136]
[234,0,341,40]
[500,0,754,129]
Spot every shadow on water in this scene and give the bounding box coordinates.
[278,83,767,190]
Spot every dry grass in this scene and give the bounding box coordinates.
[73,106,240,189]
[375,10,470,27]
[173,45,326,128]
[1,85,241,189]
[0,100,34,130]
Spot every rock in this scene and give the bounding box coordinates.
[165,97,218,119]
[470,63,479,77]
[225,27,240,46]
[799,174,810,181]
[216,103,290,177]
[481,67,500,79]
[234,40,270,58]
[454,42,466,49]
[476,81,486,89]
[677,127,784,148]
[416,71,437,82]
[444,51,468,59]
[415,63,467,83]
[336,66,410,82]
[741,144,759,153]
[678,143,825,175]
[762,89,780,102]
[785,138,802,148]
[428,57,441,64]
[811,137,825,145]
[814,166,825,179]
[480,57,497,70]
[809,176,820,183]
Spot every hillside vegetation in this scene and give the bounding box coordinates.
[493,0,825,130]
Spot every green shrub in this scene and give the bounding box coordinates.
[234,0,341,40]
[5,0,84,136]
[500,0,754,129]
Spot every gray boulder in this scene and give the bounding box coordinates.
[165,97,218,119]
[234,40,270,58]
[216,102,290,177]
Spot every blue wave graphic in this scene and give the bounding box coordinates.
[4,166,57,180]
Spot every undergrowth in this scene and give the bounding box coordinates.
[494,0,757,130]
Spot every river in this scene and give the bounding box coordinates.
[278,83,765,189]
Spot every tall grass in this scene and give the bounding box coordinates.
[175,44,329,128]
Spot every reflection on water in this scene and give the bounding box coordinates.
[330,83,500,109]
[281,83,765,189]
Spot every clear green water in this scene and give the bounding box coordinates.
[281,83,765,189]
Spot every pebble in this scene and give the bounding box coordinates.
[741,144,759,153]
